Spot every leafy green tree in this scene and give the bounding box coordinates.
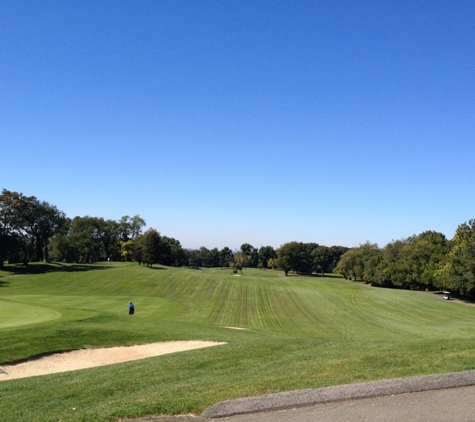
[120,240,135,262]
[257,246,276,269]
[439,220,475,298]
[231,251,245,274]
[388,231,449,290]
[335,242,380,281]
[34,201,67,262]
[366,238,409,287]
[312,245,331,276]
[118,215,146,242]
[0,189,39,265]
[56,216,115,262]
[240,243,258,268]
[141,228,161,267]
[328,246,350,272]
[276,241,302,276]
[101,219,120,261]
[187,249,202,267]
[0,189,19,267]
[161,236,186,266]
[219,247,234,267]
[277,242,319,275]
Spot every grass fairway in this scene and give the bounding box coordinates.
[1,262,475,422]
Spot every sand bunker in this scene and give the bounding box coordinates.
[0,341,226,381]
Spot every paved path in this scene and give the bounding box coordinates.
[126,369,475,422]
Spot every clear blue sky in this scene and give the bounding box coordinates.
[2,1,474,250]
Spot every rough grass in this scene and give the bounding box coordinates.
[1,262,475,422]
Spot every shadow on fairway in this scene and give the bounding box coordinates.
[286,273,346,280]
[0,263,110,277]
[0,280,10,287]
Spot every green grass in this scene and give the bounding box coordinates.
[1,262,475,421]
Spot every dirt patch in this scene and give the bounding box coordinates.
[0,341,226,381]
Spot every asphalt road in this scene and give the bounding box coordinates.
[127,369,475,422]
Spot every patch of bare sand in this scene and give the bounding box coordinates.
[0,341,226,381]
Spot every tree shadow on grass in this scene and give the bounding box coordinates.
[146,266,167,270]
[0,280,10,287]
[0,262,110,277]
[286,273,346,280]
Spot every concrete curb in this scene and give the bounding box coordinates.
[202,370,475,418]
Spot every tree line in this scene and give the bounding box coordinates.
[0,189,346,273]
[3,188,475,300]
[334,225,475,299]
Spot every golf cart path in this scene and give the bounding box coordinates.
[0,341,226,381]
[124,370,475,422]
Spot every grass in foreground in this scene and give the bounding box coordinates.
[1,262,475,422]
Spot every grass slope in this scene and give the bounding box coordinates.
[1,262,475,422]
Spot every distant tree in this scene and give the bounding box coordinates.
[142,228,161,267]
[118,215,146,242]
[312,245,331,276]
[219,246,234,267]
[161,236,186,266]
[204,247,220,267]
[276,242,318,275]
[438,220,475,298]
[231,251,245,274]
[0,189,19,267]
[120,240,135,262]
[257,246,276,269]
[240,243,258,267]
[328,246,350,272]
[34,201,67,263]
[187,249,202,267]
[367,238,409,287]
[276,241,302,276]
[101,219,120,261]
[388,231,449,290]
[334,242,380,281]
[0,189,39,265]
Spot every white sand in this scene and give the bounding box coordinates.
[0,341,226,381]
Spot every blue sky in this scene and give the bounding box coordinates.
[1,1,474,250]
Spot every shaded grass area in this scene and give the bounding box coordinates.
[1,262,475,421]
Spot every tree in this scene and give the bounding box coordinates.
[231,251,245,274]
[0,189,39,265]
[101,219,120,261]
[142,228,161,267]
[34,201,67,262]
[334,242,380,281]
[438,220,475,298]
[161,236,186,266]
[0,189,18,267]
[203,247,220,267]
[276,241,302,276]
[312,245,331,276]
[120,240,135,262]
[328,246,350,272]
[367,238,409,287]
[240,243,258,268]
[389,231,449,290]
[219,247,234,267]
[276,242,318,275]
[257,246,276,269]
[118,215,146,242]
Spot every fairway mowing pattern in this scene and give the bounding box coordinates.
[4,263,475,422]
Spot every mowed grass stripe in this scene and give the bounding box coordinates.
[2,263,475,422]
